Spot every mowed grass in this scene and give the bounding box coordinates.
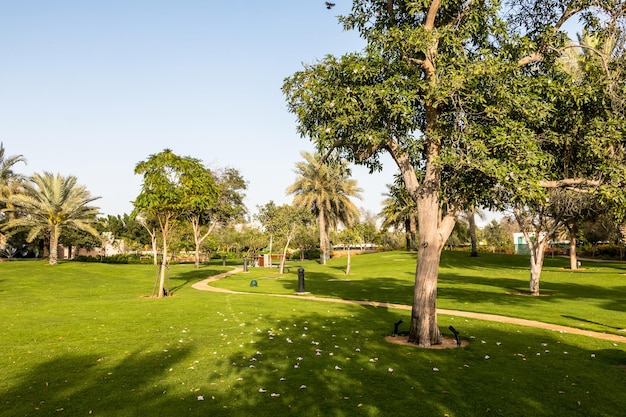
[0,253,624,417]
[214,251,626,335]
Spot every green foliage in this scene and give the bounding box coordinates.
[133,149,218,218]
[2,172,100,264]
[74,254,145,264]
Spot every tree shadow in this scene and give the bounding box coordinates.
[168,265,230,294]
[211,301,626,416]
[0,347,193,416]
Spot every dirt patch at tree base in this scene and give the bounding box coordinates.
[385,335,469,349]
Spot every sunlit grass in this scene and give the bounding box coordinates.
[1,255,625,416]
[213,251,626,334]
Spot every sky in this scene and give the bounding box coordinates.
[0,0,398,220]
[1,1,583,225]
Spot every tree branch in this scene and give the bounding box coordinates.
[424,0,442,30]
[539,178,601,188]
[517,6,580,66]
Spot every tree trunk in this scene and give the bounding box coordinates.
[345,246,351,274]
[469,209,479,257]
[49,226,59,265]
[157,218,169,298]
[318,207,329,264]
[268,234,273,268]
[151,232,158,266]
[408,190,445,347]
[194,229,201,269]
[405,216,417,251]
[528,236,548,295]
[569,226,578,270]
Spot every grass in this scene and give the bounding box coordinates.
[0,252,625,416]
[213,251,626,335]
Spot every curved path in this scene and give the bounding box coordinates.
[192,267,626,344]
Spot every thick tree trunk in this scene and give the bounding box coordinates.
[528,238,547,295]
[408,191,444,347]
[49,226,59,265]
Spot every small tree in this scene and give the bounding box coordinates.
[256,202,313,273]
[187,167,246,268]
[134,149,216,297]
[338,226,362,274]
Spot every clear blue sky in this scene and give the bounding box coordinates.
[0,0,397,218]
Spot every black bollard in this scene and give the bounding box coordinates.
[392,319,404,337]
[222,256,226,266]
[448,325,461,347]
[297,267,305,293]
[243,258,248,272]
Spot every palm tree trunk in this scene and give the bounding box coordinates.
[318,207,329,264]
[49,226,59,265]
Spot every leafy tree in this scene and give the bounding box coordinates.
[134,149,216,297]
[256,202,313,273]
[3,172,100,264]
[337,226,362,274]
[482,218,517,253]
[284,0,622,345]
[135,212,159,265]
[511,16,626,293]
[187,167,246,268]
[286,151,362,264]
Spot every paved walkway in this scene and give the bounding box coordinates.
[192,267,626,344]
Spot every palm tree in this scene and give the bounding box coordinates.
[460,207,487,257]
[3,172,100,264]
[379,175,418,251]
[0,143,27,212]
[286,151,362,264]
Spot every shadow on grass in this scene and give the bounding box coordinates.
[168,265,232,294]
[0,347,194,417]
[562,315,626,331]
[213,303,626,417]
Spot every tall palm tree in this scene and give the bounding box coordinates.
[3,172,100,264]
[286,151,362,264]
[379,174,418,251]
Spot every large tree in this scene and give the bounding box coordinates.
[284,0,620,346]
[3,172,100,264]
[512,18,626,293]
[134,149,217,297]
[286,151,362,264]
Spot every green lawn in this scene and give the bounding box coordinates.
[1,253,625,416]
[214,251,626,335]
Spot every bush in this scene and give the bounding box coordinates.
[73,254,144,264]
